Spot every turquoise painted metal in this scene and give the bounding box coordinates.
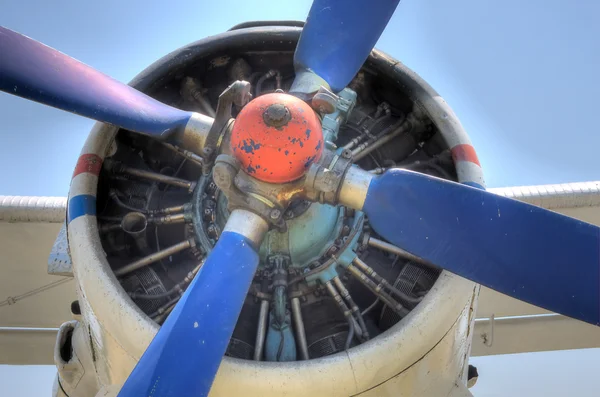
[265,312,297,362]
[306,212,365,284]
[321,88,357,142]
[259,203,344,268]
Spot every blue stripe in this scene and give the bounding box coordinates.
[67,195,96,223]
[462,181,485,190]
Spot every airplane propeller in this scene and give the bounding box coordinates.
[1,0,598,396]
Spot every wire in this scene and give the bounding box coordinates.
[110,190,148,214]
[276,328,285,361]
[361,298,380,316]
[0,277,73,308]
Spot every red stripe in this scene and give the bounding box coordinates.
[451,144,480,167]
[73,154,103,178]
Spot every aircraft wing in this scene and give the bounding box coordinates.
[473,182,600,356]
[1,182,600,365]
[0,196,74,365]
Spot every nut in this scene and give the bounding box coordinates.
[270,209,282,220]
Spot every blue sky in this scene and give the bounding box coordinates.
[1,1,600,396]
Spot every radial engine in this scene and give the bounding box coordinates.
[52,23,481,397]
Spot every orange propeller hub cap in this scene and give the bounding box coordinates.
[230,93,324,184]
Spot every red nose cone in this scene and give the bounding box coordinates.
[230,93,323,183]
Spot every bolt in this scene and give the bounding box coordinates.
[203,208,215,222]
[207,224,219,239]
[212,163,233,190]
[326,246,338,256]
[270,209,282,220]
[341,149,352,159]
[263,104,291,127]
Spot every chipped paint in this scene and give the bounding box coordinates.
[229,92,323,183]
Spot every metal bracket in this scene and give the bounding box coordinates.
[304,149,354,204]
[201,80,252,175]
[212,154,287,232]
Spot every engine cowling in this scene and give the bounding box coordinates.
[55,24,481,397]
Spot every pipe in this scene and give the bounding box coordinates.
[115,239,194,277]
[161,142,204,167]
[150,213,187,225]
[333,276,369,340]
[352,257,421,307]
[121,165,196,191]
[347,264,409,317]
[352,120,412,161]
[344,317,355,351]
[100,212,188,234]
[254,300,270,361]
[256,69,277,96]
[325,281,362,339]
[129,262,203,300]
[121,212,150,255]
[0,195,66,223]
[150,204,189,215]
[367,237,437,270]
[290,297,309,360]
[151,297,180,322]
[106,160,196,192]
[342,113,393,151]
[0,326,59,332]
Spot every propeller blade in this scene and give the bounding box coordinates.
[0,26,193,137]
[293,0,400,93]
[117,210,268,397]
[341,167,600,326]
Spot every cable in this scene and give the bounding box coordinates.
[361,298,380,316]
[0,277,72,308]
[110,190,148,214]
[276,328,285,361]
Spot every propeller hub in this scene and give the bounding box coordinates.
[231,93,323,184]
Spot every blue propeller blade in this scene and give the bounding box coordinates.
[118,230,261,397]
[294,0,401,92]
[362,169,600,326]
[0,26,193,137]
